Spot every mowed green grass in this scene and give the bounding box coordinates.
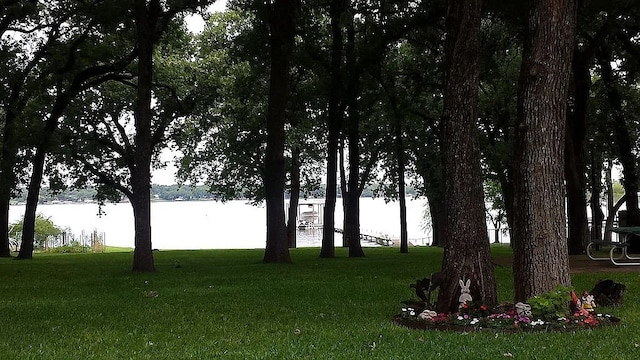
[1,246,639,359]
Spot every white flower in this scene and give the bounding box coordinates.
[470,318,479,325]
[409,311,416,316]
[457,316,464,321]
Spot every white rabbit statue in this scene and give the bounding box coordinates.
[458,279,473,308]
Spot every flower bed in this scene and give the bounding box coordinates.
[394,303,620,332]
[394,283,623,333]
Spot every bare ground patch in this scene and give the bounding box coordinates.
[491,254,640,274]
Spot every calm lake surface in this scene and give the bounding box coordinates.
[9,198,430,250]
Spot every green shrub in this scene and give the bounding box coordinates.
[45,242,86,253]
[527,285,573,319]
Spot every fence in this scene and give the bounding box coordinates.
[9,229,106,253]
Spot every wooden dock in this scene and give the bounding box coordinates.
[334,228,394,246]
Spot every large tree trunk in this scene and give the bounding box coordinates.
[130,179,154,272]
[130,0,159,272]
[263,0,296,263]
[512,0,576,301]
[436,0,497,313]
[565,48,590,255]
[319,0,344,259]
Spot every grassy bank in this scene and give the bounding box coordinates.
[0,246,639,359]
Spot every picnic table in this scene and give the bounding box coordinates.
[586,226,640,266]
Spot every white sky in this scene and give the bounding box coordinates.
[185,0,227,33]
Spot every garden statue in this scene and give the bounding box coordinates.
[570,290,590,316]
[458,279,472,308]
[515,302,532,317]
[581,291,596,313]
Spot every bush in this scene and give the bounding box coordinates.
[527,285,573,319]
[46,242,87,254]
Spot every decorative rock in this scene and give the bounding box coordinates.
[418,309,438,321]
[515,302,532,317]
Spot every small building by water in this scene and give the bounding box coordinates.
[287,199,325,229]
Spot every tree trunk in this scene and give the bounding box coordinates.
[131,179,154,272]
[428,195,446,247]
[604,196,626,241]
[339,142,348,247]
[320,0,344,259]
[0,189,12,258]
[396,136,408,253]
[565,48,590,255]
[417,157,446,248]
[436,0,497,313]
[342,11,364,258]
[389,92,409,253]
[597,44,640,228]
[604,160,614,242]
[130,0,159,272]
[0,198,11,257]
[16,150,43,259]
[497,170,515,246]
[287,147,301,248]
[263,0,296,263]
[0,109,20,257]
[512,0,576,301]
[344,119,364,258]
[18,81,73,259]
[589,149,604,242]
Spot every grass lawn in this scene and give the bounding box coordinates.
[1,245,639,359]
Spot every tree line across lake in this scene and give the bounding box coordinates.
[11,184,419,204]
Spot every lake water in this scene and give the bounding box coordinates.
[9,198,431,250]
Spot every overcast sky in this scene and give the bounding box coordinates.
[185,1,228,33]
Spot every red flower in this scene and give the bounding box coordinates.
[584,317,599,327]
